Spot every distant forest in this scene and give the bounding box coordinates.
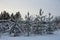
[0,9,60,37]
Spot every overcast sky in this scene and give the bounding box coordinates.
[0,0,60,18]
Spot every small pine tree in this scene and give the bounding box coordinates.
[32,9,46,35]
[24,12,32,36]
[9,12,23,37]
[46,13,54,34]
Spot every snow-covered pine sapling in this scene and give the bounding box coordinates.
[24,12,32,36]
[32,9,46,35]
[9,12,23,37]
[46,13,54,34]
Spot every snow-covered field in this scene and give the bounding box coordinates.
[0,30,60,40]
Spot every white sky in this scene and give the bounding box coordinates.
[0,0,60,18]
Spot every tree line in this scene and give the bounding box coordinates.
[0,9,59,37]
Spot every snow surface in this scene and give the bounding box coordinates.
[0,30,60,40]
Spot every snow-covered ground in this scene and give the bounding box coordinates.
[0,30,60,40]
